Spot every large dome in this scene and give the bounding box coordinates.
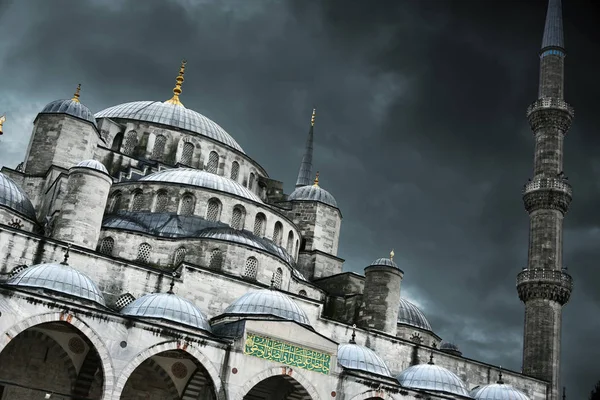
[40,99,97,127]
[140,168,261,203]
[222,289,311,326]
[288,185,337,208]
[397,362,471,397]
[398,298,432,331]
[6,262,106,306]
[470,383,530,400]
[94,101,244,153]
[0,172,37,221]
[121,293,212,332]
[337,343,391,377]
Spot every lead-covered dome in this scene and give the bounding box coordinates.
[0,172,37,221]
[470,383,529,400]
[222,289,311,326]
[5,262,106,306]
[121,293,212,332]
[94,101,244,152]
[398,298,432,331]
[288,185,337,208]
[40,99,97,127]
[75,159,109,174]
[140,168,261,203]
[440,341,462,356]
[337,343,392,377]
[397,361,471,397]
[369,257,400,270]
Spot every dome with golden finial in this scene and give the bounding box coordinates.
[40,84,97,127]
[288,171,338,208]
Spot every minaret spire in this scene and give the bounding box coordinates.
[538,0,566,99]
[541,0,564,52]
[295,108,316,188]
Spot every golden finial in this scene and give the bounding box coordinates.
[313,171,320,187]
[0,114,5,135]
[310,108,316,127]
[72,84,81,103]
[165,59,187,106]
[390,249,395,261]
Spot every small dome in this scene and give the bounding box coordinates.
[223,289,311,326]
[6,262,106,306]
[398,298,432,331]
[0,172,37,221]
[440,341,462,356]
[369,257,401,270]
[288,185,337,208]
[75,159,109,174]
[40,99,97,127]
[94,101,244,153]
[337,343,392,377]
[397,362,471,397]
[471,383,529,400]
[140,168,262,203]
[121,293,212,332]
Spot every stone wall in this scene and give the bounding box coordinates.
[296,250,344,280]
[357,265,403,335]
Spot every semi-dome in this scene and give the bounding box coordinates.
[121,292,212,332]
[140,168,261,203]
[440,341,462,356]
[288,184,337,208]
[94,101,244,153]
[75,159,109,174]
[470,382,530,400]
[398,298,432,331]
[40,99,97,127]
[222,289,311,326]
[337,342,392,377]
[0,172,37,221]
[397,361,471,397]
[5,262,106,306]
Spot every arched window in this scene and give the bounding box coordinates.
[209,249,223,269]
[299,290,307,297]
[180,142,194,165]
[300,238,307,251]
[243,257,258,280]
[173,247,187,265]
[152,134,167,159]
[249,172,255,190]
[179,194,196,216]
[286,231,294,254]
[206,198,222,222]
[109,191,122,213]
[154,191,168,212]
[137,243,151,263]
[230,161,240,181]
[207,151,219,174]
[273,268,283,289]
[122,131,138,155]
[273,222,283,246]
[231,206,246,230]
[131,191,144,211]
[253,213,266,237]
[115,293,136,310]
[294,239,299,256]
[98,237,115,255]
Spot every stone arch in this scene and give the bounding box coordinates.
[112,341,222,400]
[347,390,396,400]
[234,366,319,400]
[0,312,116,398]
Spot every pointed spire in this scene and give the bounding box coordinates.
[71,84,81,103]
[313,171,320,187]
[165,60,187,106]
[350,324,356,344]
[390,249,395,261]
[295,109,315,188]
[541,0,564,51]
[0,114,5,135]
[61,244,71,265]
[428,352,434,365]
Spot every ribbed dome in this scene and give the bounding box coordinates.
[398,298,432,331]
[471,383,530,400]
[0,172,37,221]
[288,185,337,208]
[94,101,244,152]
[40,99,97,127]
[6,262,106,306]
[223,289,311,326]
[337,343,391,377]
[75,159,109,174]
[397,363,471,397]
[140,168,261,203]
[121,293,212,332]
[369,257,400,269]
[440,341,462,356]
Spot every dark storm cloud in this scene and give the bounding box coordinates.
[0,0,598,396]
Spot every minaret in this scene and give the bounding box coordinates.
[295,109,316,188]
[517,1,573,399]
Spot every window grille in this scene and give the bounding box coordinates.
[253,214,266,236]
[9,264,28,278]
[99,237,114,255]
[286,231,294,254]
[273,222,283,245]
[131,192,144,211]
[209,249,223,269]
[115,293,136,310]
[152,135,167,159]
[299,290,307,297]
[137,243,151,263]
[231,207,244,230]
[122,131,138,155]
[230,161,240,181]
[155,191,168,212]
[207,151,219,174]
[173,247,187,265]
[180,142,194,165]
[110,192,122,212]
[243,257,258,280]
[180,195,195,216]
[249,173,255,190]
[206,199,221,221]
[273,268,283,289]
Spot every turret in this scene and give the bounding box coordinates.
[51,160,112,249]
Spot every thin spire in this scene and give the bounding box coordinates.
[562,387,566,400]
[497,366,504,384]
[165,60,187,106]
[390,249,395,261]
[0,114,5,135]
[350,324,356,344]
[61,244,71,265]
[167,272,177,294]
[313,171,320,187]
[71,84,81,103]
[541,0,564,51]
[428,352,434,365]
[295,109,316,188]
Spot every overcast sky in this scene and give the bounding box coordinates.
[0,0,598,396]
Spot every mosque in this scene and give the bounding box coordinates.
[0,0,572,399]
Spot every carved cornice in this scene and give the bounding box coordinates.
[523,178,572,214]
[516,268,573,305]
[527,98,574,133]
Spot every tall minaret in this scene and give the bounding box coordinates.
[517,1,574,399]
[295,109,316,188]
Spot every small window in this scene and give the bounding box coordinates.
[273,222,283,246]
[253,213,266,237]
[131,191,144,211]
[286,231,294,254]
[207,151,219,174]
[122,131,138,155]
[243,257,258,280]
[180,142,194,165]
[9,264,28,278]
[109,192,122,213]
[249,172,255,190]
[173,247,187,265]
[152,134,167,159]
[231,206,245,230]
[154,191,168,212]
[99,237,115,255]
[206,198,222,222]
[209,249,223,269]
[231,161,240,181]
[273,268,283,289]
[115,293,136,310]
[294,239,299,256]
[137,243,151,263]
[299,290,307,297]
[179,194,196,216]
[300,238,307,251]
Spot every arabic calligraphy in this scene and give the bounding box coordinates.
[244,332,331,375]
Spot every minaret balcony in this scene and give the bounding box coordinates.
[523,177,572,213]
[527,98,574,133]
[517,268,573,305]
